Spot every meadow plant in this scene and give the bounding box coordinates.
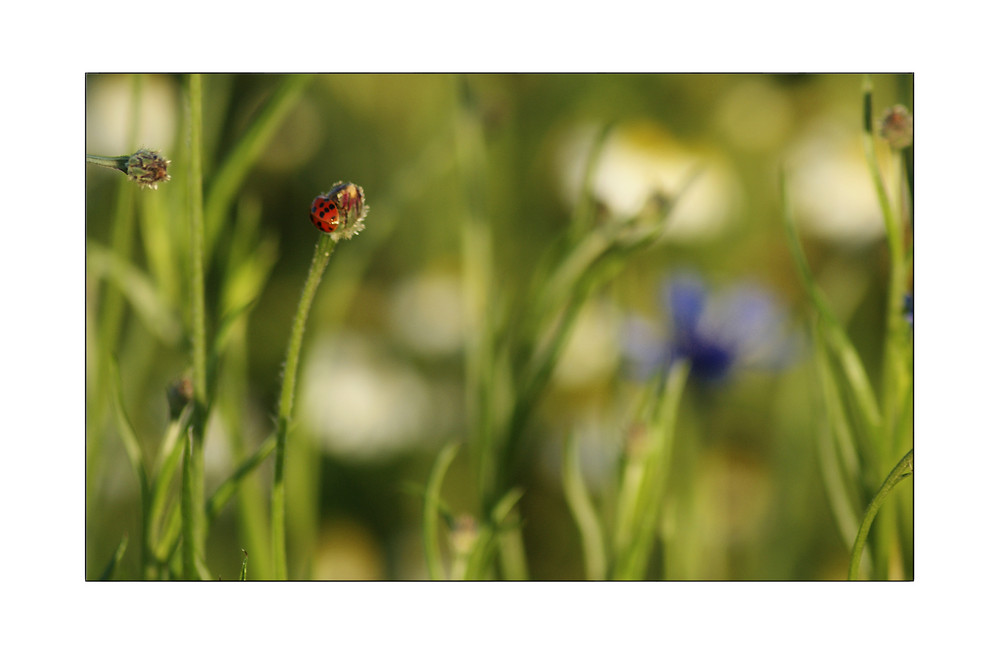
[87,74,317,579]
[87,73,912,581]
[780,76,913,580]
[421,82,703,579]
[561,273,796,579]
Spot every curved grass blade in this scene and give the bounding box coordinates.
[779,169,882,442]
[206,434,277,523]
[848,449,914,579]
[88,242,182,345]
[423,443,460,580]
[562,432,607,580]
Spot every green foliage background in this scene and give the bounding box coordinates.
[85,73,913,580]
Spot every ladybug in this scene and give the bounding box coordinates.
[310,194,340,233]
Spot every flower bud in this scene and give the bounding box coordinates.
[878,105,913,150]
[126,148,171,189]
[325,181,369,242]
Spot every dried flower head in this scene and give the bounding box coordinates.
[127,148,171,189]
[879,105,913,150]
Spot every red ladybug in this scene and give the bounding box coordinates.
[309,195,340,233]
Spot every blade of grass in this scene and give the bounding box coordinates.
[569,122,616,240]
[109,357,150,576]
[423,443,460,580]
[862,76,908,434]
[87,241,182,345]
[207,435,277,523]
[204,74,314,259]
[779,169,882,443]
[155,433,277,569]
[613,360,689,580]
[147,407,190,572]
[462,488,525,580]
[215,196,277,578]
[562,432,607,580]
[848,449,914,580]
[813,324,870,486]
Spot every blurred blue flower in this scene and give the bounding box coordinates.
[622,273,796,383]
[903,293,913,326]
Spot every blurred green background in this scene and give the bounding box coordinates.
[85,73,913,580]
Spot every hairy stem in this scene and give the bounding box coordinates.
[272,234,336,579]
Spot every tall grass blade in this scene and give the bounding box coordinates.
[562,432,607,580]
[205,74,314,258]
[87,242,182,345]
[423,443,460,580]
[779,169,882,442]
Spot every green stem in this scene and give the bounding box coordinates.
[181,428,198,578]
[182,73,209,579]
[272,234,336,579]
[86,154,130,172]
[862,75,912,578]
[188,73,208,409]
[613,361,689,580]
[862,77,907,413]
[848,449,913,580]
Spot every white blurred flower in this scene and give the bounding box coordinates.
[555,121,743,243]
[785,118,889,245]
[86,75,178,156]
[389,272,464,357]
[302,333,450,461]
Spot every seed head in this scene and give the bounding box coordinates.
[127,148,171,189]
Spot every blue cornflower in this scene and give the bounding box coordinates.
[622,273,795,383]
